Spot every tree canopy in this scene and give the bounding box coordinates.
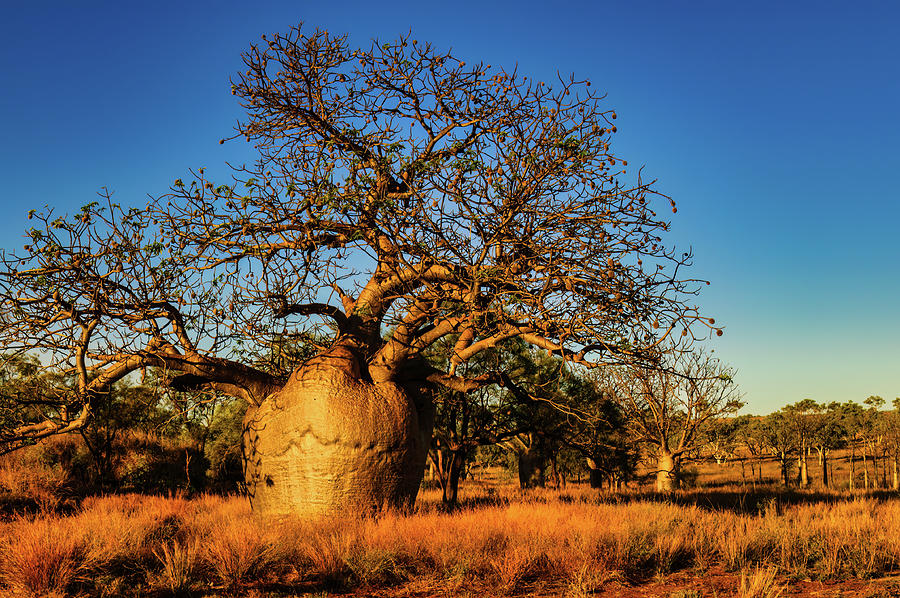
[0,24,714,453]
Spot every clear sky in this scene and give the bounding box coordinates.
[1,1,897,414]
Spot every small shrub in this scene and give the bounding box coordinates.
[152,539,200,594]
[490,544,540,593]
[738,566,783,598]
[202,517,276,589]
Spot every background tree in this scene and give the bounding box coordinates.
[781,399,824,487]
[0,25,711,515]
[882,398,900,491]
[861,396,886,489]
[608,347,742,492]
[732,415,769,487]
[564,369,636,490]
[837,401,867,490]
[809,402,846,489]
[760,411,798,486]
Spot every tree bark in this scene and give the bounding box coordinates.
[518,447,545,489]
[442,451,464,505]
[821,449,829,488]
[780,452,790,486]
[799,446,810,487]
[242,346,434,516]
[656,449,678,492]
[864,450,870,490]
[873,443,880,490]
[430,447,466,506]
[586,458,603,489]
[893,454,898,491]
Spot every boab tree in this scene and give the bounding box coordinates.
[0,25,711,515]
[607,347,742,492]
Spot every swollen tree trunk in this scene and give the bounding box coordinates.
[242,347,434,516]
[656,448,678,492]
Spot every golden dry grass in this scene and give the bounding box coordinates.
[1,486,900,596]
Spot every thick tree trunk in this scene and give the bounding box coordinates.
[656,449,678,492]
[242,347,433,516]
[518,447,545,489]
[821,449,829,488]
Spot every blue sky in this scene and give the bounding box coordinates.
[1,1,897,414]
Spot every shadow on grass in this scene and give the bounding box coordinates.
[596,486,900,515]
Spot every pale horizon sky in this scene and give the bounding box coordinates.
[1,1,898,414]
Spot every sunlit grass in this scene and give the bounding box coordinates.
[2,487,900,595]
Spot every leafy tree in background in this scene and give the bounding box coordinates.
[810,402,847,489]
[862,396,887,489]
[760,411,796,486]
[565,369,636,490]
[731,415,768,487]
[782,399,824,487]
[837,401,867,490]
[883,398,900,491]
[0,24,712,515]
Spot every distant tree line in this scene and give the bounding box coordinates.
[706,396,900,491]
[5,336,892,505]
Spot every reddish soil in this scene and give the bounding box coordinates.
[343,570,900,597]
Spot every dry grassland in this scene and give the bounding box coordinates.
[3,483,900,597]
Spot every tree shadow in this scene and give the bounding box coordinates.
[599,486,900,515]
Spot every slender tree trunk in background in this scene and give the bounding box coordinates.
[892,453,898,491]
[849,446,856,490]
[800,445,810,487]
[873,444,880,490]
[550,454,565,489]
[758,457,763,485]
[740,458,747,486]
[821,449,829,488]
[656,448,678,492]
[444,451,465,506]
[863,450,870,490]
[586,458,603,489]
[780,453,790,486]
